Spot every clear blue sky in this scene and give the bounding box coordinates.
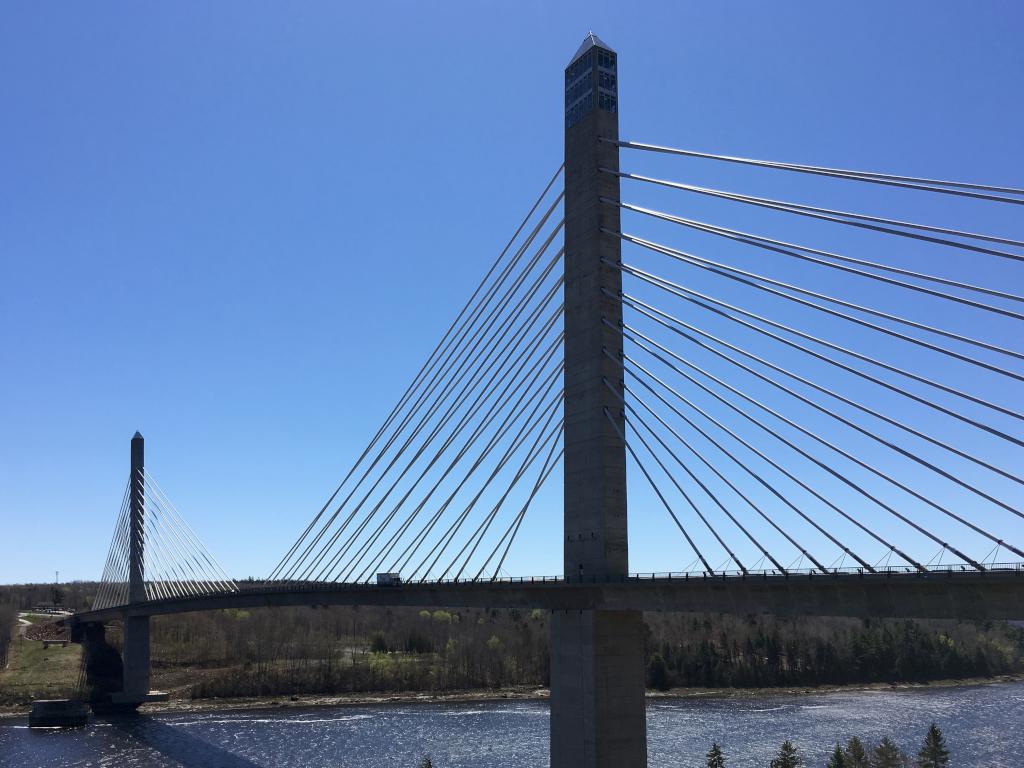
[2,1,1022,583]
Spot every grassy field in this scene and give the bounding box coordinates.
[0,618,81,705]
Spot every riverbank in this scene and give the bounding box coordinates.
[6,680,1021,768]
[3,673,1021,719]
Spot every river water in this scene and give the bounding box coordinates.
[2,682,1022,767]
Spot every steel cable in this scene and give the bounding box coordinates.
[316,286,565,582]
[615,386,751,574]
[361,358,566,582]
[477,434,564,581]
[143,471,237,591]
[295,241,565,582]
[442,413,566,581]
[607,169,1024,259]
[344,343,565,583]
[394,386,564,579]
[614,364,833,573]
[321,294,565,582]
[273,191,565,580]
[623,350,925,571]
[619,293,1024,488]
[605,375,791,573]
[407,391,565,582]
[603,406,714,574]
[615,231,1024,367]
[624,330,989,569]
[607,139,1024,202]
[612,263,1024,433]
[616,201,1024,317]
[270,167,563,580]
[292,234,565,581]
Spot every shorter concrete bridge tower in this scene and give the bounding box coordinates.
[72,432,163,710]
[120,431,151,702]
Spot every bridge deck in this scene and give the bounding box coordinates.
[69,569,1024,625]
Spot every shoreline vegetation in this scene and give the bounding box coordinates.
[3,582,1024,720]
[2,672,1021,720]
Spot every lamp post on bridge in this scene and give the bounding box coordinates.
[552,33,648,768]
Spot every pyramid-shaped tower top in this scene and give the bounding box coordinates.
[564,32,618,130]
[568,31,614,65]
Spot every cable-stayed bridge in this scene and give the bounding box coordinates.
[63,33,1024,768]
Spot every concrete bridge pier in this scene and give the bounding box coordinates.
[553,34,648,767]
[70,616,160,711]
[120,615,151,703]
[72,621,124,701]
[551,610,647,767]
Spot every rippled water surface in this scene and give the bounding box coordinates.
[2,682,1022,767]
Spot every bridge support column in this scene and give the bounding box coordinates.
[121,615,150,701]
[72,622,124,701]
[551,610,647,768]
[120,431,151,703]
[553,34,647,767]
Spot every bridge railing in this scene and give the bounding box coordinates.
[242,561,1024,592]
[619,562,1024,580]
[72,562,1024,617]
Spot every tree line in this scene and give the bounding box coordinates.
[2,582,1023,700]
[703,721,950,767]
[644,612,1024,690]
[160,606,1023,699]
[0,582,85,610]
[156,605,551,698]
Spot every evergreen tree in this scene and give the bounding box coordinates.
[648,651,671,691]
[871,737,907,768]
[769,740,803,768]
[844,737,869,768]
[418,757,432,768]
[916,723,950,768]
[706,742,726,768]
[826,744,847,768]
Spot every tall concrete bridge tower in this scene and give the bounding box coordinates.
[551,32,648,767]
